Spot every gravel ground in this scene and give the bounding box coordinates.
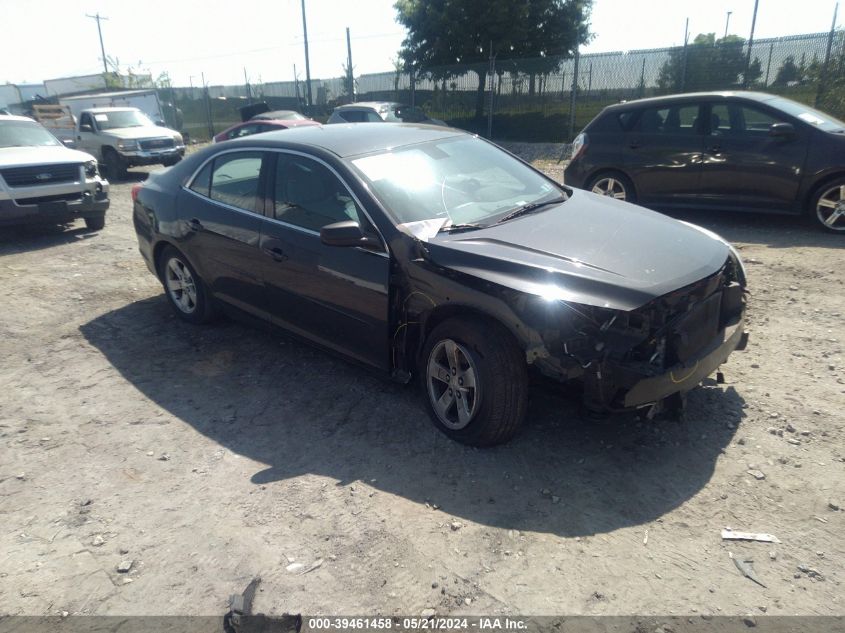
[1,154,843,619]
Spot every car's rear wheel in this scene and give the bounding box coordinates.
[158,246,215,323]
[586,172,635,202]
[84,215,105,231]
[420,316,528,446]
[811,178,845,233]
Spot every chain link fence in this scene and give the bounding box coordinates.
[163,30,844,143]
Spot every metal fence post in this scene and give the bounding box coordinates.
[410,67,416,108]
[816,2,839,108]
[202,71,213,140]
[486,44,495,139]
[568,49,580,140]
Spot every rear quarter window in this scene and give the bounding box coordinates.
[585,110,625,133]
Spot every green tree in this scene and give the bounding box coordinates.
[773,55,801,86]
[394,0,592,118]
[657,33,747,92]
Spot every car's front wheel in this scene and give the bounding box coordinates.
[811,178,845,233]
[84,214,105,231]
[586,172,635,202]
[158,246,215,323]
[420,317,528,446]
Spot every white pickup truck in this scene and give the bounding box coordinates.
[35,105,185,181]
[0,114,109,230]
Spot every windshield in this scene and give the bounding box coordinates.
[0,120,61,148]
[93,110,154,130]
[351,136,563,227]
[767,96,845,131]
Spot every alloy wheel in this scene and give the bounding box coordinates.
[591,177,627,200]
[426,339,481,430]
[165,257,198,314]
[816,184,845,231]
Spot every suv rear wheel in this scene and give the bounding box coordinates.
[420,316,528,446]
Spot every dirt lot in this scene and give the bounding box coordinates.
[1,156,843,620]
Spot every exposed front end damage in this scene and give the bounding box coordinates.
[527,255,749,413]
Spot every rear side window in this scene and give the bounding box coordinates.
[189,162,212,196]
[632,104,701,135]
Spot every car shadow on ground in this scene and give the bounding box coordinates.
[659,208,844,249]
[0,223,102,255]
[80,296,746,537]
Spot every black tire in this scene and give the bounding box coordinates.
[585,171,636,203]
[809,177,845,233]
[157,246,216,324]
[102,147,127,182]
[419,316,528,446]
[84,215,105,231]
[162,156,182,168]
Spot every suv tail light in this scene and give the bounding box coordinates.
[570,132,588,161]
[131,183,143,202]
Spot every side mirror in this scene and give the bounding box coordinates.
[769,122,795,138]
[320,220,381,249]
[61,138,77,149]
[79,123,93,133]
[155,119,166,127]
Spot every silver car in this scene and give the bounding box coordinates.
[327,102,446,126]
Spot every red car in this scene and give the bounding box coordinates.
[213,114,319,143]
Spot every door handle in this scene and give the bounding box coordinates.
[262,246,288,262]
[188,218,203,232]
[706,144,722,154]
[629,140,640,149]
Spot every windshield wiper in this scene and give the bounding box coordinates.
[438,222,486,234]
[495,195,568,224]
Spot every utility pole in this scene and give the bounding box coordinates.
[293,64,302,110]
[486,40,495,139]
[86,13,109,75]
[724,11,732,38]
[744,0,759,88]
[300,0,313,110]
[202,72,213,139]
[244,67,252,103]
[346,27,354,102]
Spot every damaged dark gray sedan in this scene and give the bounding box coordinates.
[132,124,748,446]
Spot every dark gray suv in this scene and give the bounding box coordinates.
[564,91,845,232]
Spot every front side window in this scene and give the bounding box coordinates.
[274,156,362,231]
[79,112,95,130]
[208,152,263,212]
[351,136,562,227]
[709,103,783,136]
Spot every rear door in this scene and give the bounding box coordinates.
[697,100,810,211]
[625,102,706,206]
[178,150,268,317]
[258,152,391,369]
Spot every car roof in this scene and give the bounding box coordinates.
[223,122,465,158]
[603,91,779,112]
[333,101,400,112]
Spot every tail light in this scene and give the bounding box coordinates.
[131,183,143,202]
[570,132,588,161]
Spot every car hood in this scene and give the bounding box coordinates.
[424,189,730,311]
[101,126,179,140]
[0,145,97,168]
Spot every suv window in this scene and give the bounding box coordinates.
[274,156,361,232]
[633,104,701,135]
[207,152,263,212]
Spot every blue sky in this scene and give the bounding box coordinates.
[1,0,840,87]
